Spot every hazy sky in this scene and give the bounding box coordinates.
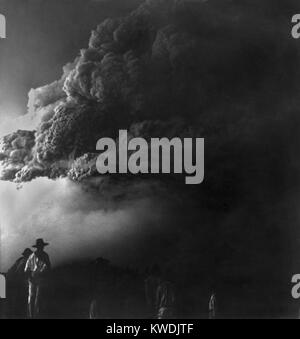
[0,0,141,118]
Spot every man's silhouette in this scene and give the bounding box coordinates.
[7,248,32,318]
[156,269,176,319]
[89,258,117,319]
[25,239,51,318]
[145,265,162,318]
[208,292,217,319]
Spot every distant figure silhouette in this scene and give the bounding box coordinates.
[7,248,32,318]
[145,264,162,318]
[208,292,217,319]
[156,269,176,319]
[25,239,51,319]
[89,258,117,319]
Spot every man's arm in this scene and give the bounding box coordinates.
[44,253,51,271]
[24,256,32,273]
[24,255,33,280]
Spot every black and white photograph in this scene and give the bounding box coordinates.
[0,0,300,322]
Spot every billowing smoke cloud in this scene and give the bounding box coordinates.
[0,0,142,120]
[1,0,300,316]
[1,0,300,183]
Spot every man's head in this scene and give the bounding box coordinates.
[32,239,49,251]
[22,248,33,258]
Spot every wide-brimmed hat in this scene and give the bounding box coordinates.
[32,238,49,248]
[22,248,33,256]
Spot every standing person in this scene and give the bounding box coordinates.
[25,239,51,319]
[208,292,217,319]
[156,269,176,319]
[7,248,33,318]
[145,265,162,318]
[89,258,117,319]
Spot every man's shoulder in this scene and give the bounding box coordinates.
[26,253,35,265]
[41,252,50,261]
[28,253,35,260]
[15,257,24,264]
